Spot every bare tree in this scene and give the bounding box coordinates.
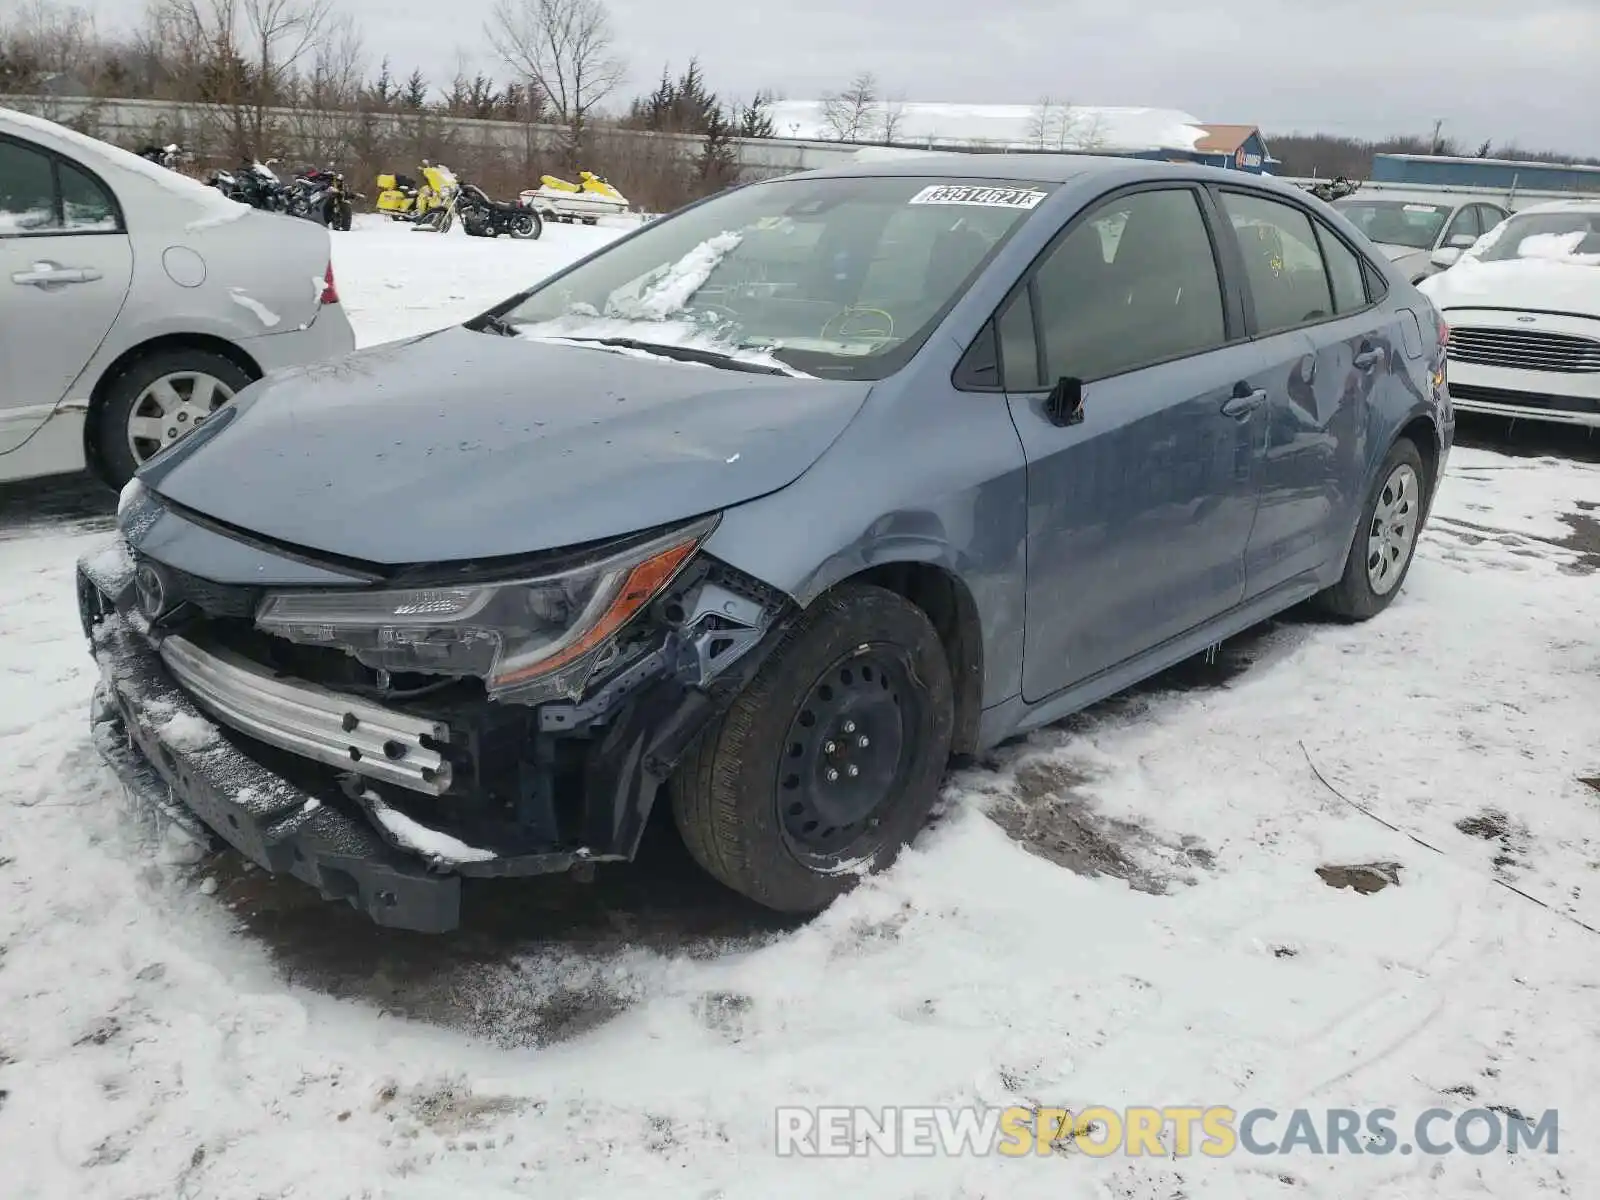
[878,93,907,144]
[819,70,878,142]
[154,0,330,157]
[485,0,625,166]
[1069,110,1108,152]
[1025,96,1083,151]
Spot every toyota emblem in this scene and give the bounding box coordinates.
[134,563,169,619]
[1516,315,1536,323]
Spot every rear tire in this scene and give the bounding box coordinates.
[509,210,542,240]
[92,349,254,490]
[672,583,954,913]
[1314,437,1428,620]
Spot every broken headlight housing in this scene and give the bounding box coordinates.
[253,517,715,703]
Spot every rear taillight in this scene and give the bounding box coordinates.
[1438,318,1450,348]
[320,262,339,305]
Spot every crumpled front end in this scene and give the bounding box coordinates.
[78,488,791,933]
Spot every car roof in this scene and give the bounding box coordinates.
[777,152,1319,200]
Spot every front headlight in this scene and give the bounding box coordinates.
[254,516,714,703]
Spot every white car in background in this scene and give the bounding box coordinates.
[1333,195,1511,284]
[1419,199,1600,428]
[0,107,355,489]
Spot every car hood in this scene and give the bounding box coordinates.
[139,325,872,565]
[1418,258,1600,316]
[1372,242,1427,263]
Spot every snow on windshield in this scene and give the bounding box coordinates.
[1510,230,1600,266]
[1473,212,1600,266]
[514,231,809,375]
[602,232,742,321]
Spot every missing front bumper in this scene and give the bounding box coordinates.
[89,631,464,933]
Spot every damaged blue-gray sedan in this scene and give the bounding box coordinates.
[78,155,1454,932]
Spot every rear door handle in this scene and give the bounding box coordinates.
[1353,346,1384,369]
[12,262,103,286]
[1221,387,1267,419]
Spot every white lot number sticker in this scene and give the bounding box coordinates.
[908,184,1047,210]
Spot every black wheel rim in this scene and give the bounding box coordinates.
[775,643,921,869]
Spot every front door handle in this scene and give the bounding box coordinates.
[12,262,103,287]
[1221,387,1267,419]
[1353,345,1384,369]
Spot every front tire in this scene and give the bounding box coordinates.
[672,583,954,913]
[92,350,254,489]
[1314,437,1428,620]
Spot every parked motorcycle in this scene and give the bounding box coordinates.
[288,165,354,230]
[374,162,457,231]
[136,142,189,171]
[455,180,542,239]
[1300,177,1361,203]
[207,158,289,212]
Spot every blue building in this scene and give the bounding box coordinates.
[1372,153,1600,192]
[1121,125,1278,174]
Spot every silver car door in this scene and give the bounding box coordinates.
[0,135,134,456]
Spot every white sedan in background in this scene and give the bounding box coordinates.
[1419,199,1600,428]
[0,107,355,488]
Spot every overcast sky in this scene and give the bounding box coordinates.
[94,0,1600,153]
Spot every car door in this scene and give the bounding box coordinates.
[0,134,134,456]
[1001,184,1270,703]
[1214,188,1394,597]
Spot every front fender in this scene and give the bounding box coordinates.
[699,367,1029,710]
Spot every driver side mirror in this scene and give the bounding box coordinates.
[1447,232,1477,248]
[1430,246,1463,269]
[1045,376,1085,427]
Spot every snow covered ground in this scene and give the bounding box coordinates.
[3,219,1600,1199]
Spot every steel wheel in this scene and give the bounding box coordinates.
[1366,462,1420,595]
[126,371,234,465]
[775,644,921,871]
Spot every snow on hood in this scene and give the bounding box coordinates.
[1419,255,1600,316]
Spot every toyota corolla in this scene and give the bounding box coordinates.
[78,155,1452,932]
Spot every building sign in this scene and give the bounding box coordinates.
[1235,147,1264,170]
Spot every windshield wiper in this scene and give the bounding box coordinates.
[470,313,519,337]
[560,336,789,376]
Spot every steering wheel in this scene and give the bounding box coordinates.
[821,306,895,343]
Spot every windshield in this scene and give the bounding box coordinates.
[500,174,1052,379]
[1333,199,1450,250]
[1475,210,1600,265]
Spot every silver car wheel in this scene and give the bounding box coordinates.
[126,371,235,464]
[1366,462,1420,595]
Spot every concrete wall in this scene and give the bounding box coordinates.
[0,93,868,179]
[5,93,1593,211]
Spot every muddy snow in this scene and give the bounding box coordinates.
[1,217,1598,1199]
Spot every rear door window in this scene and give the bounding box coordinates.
[1219,191,1335,334]
[0,138,60,234]
[1026,187,1228,383]
[1314,222,1369,314]
[0,137,123,235]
